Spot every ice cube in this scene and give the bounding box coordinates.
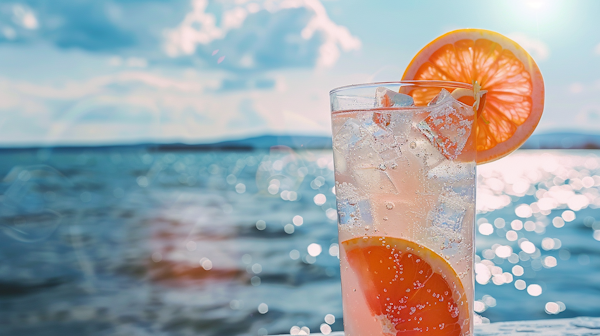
[337,199,374,225]
[333,119,364,155]
[335,182,373,225]
[355,111,398,154]
[416,91,474,160]
[375,87,415,107]
[390,112,412,146]
[427,189,472,252]
[427,88,451,106]
[372,88,414,129]
[348,132,379,163]
[352,165,398,195]
[371,130,396,153]
[331,113,399,176]
[428,189,467,232]
[345,133,396,193]
[405,137,446,170]
[378,147,403,165]
[333,119,372,174]
[427,161,476,200]
[347,117,404,181]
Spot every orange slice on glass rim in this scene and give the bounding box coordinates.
[402,29,545,164]
[343,236,469,336]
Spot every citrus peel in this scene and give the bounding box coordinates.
[402,29,544,164]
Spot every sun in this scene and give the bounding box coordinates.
[527,0,544,9]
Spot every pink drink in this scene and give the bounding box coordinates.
[330,82,477,336]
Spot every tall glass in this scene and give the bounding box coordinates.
[330,81,476,336]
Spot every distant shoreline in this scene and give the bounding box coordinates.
[1,132,599,151]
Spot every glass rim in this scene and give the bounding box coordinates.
[329,80,474,95]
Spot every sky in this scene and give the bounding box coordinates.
[0,0,599,146]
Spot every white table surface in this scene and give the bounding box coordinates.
[274,317,600,336]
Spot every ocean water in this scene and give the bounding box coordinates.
[0,148,599,336]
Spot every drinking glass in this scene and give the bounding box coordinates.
[330,81,476,336]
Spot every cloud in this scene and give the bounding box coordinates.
[0,3,38,41]
[228,98,267,129]
[0,1,195,53]
[567,80,600,95]
[163,0,361,70]
[0,1,357,145]
[0,71,203,100]
[0,1,139,51]
[595,42,600,56]
[0,64,340,145]
[507,33,549,61]
[11,4,38,29]
[0,0,359,71]
[0,70,217,145]
[569,82,584,94]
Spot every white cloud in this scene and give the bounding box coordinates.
[0,67,338,145]
[0,71,203,100]
[275,76,287,92]
[222,6,248,30]
[12,4,38,30]
[594,42,600,56]
[163,0,360,69]
[568,80,600,95]
[507,33,549,61]
[284,0,361,67]
[569,82,584,94]
[0,71,214,145]
[163,0,225,56]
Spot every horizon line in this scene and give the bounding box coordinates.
[0,131,600,151]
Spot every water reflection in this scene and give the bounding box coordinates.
[475,151,600,323]
[0,149,598,335]
[0,165,71,242]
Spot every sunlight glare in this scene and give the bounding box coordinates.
[527,0,543,9]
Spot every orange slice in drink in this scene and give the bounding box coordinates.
[402,29,545,164]
[343,236,469,336]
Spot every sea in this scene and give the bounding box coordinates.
[0,147,599,336]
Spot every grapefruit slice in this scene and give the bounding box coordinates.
[402,29,544,164]
[343,236,469,336]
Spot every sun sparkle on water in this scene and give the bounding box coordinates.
[3,149,599,334]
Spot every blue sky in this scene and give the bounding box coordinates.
[0,0,599,145]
